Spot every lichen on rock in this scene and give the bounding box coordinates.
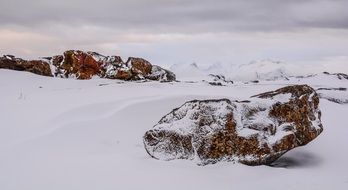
[143,85,323,166]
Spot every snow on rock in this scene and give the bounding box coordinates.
[203,74,234,86]
[0,55,52,77]
[146,65,176,82]
[0,50,176,82]
[143,85,323,166]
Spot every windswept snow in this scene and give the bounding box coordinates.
[0,69,348,190]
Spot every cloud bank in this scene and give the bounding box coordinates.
[0,0,347,67]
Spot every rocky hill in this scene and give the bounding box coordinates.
[0,50,176,82]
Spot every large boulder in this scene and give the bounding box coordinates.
[0,55,52,77]
[143,85,323,166]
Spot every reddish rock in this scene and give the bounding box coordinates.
[58,50,102,79]
[115,70,133,80]
[127,57,152,76]
[143,85,323,166]
[0,55,52,77]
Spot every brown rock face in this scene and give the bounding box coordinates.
[0,55,52,77]
[127,57,152,76]
[143,85,323,166]
[51,50,102,79]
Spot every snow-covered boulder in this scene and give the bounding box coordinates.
[143,85,323,166]
[0,55,52,77]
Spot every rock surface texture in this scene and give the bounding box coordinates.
[143,85,323,166]
[1,50,176,82]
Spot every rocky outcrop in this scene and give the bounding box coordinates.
[1,50,176,82]
[204,74,234,86]
[143,85,323,166]
[0,55,52,77]
[48,50,176,81]
[323,72,348,80]
[317,87,348,104]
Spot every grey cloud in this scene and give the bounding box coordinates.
[1,0,348,32]
[0,0,347,66]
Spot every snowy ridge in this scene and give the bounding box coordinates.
[170,60,348,82]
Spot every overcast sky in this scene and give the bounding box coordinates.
[0,0,347,67]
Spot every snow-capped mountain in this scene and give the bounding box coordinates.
[169,60,295,81]
[170,59,324,82]
[169,62,206,79]
[231,60,294,81]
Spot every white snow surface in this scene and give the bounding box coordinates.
[1,69,348,190]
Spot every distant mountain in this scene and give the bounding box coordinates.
[169,62,205,79]
[171,59,340,82]
[170,60,300,81]
[203,62,227,75]
[233,59,292,81]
